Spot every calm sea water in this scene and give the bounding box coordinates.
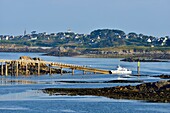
[0,52,169,113]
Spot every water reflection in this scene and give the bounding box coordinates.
[0,78,37,85]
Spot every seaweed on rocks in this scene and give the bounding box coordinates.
[121,58,168,62]
[152,74,170,79]
[57,80,143,84]
[43,80,170,103]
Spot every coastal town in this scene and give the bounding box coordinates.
[1,29,170,59]
[1,29,170,47]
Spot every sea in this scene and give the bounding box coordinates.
[0,52,169,113]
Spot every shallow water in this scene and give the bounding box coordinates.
[0,52,170,113]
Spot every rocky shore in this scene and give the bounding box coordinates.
[0,47,49,53]
[43,80,170,103]
[1,46,170,60]
[120,58,168,62]
[152,74,170,79]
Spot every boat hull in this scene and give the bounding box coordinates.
[109,70,132,75]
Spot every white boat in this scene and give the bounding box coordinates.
[109,65,132,75]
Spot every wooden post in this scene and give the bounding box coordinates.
[11,62,13,76]
[83,70,86,75]
[38,62,40,75]
[137,61,140,75]
[60,67,63,75]
[16,61,18,76]
[93,69,96,74]
[5,62,8,76]
[49,64,52,75]
[25,63,28,75]
[72,68,74,75]
[1,62,3,75]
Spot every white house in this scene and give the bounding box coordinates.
[147,38,152,43]
[4,36,9,40]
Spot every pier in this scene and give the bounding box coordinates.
[0,59,110,76]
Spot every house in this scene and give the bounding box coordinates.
[126,35,129,39]
[9,36,15,40]
[97,36,101,40]
[30,37,37,41]
[0,35,3,40]
[147,38,152,43]
[74,35,79,39]
[151,45,154,47]
[3,35,9,40]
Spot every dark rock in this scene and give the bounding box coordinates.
[152,74,170,79]
[56,80,143,84]
[104,80,143,83]
[121,58,168,62]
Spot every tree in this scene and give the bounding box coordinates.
[31,31,36,34]
[166,39,170,46]
[128,32,138,38]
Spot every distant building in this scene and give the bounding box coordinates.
[0,35,3,40]
[124,35,129,39]
[67,29,72,33]
[43,32,48,35]
[4,35,9,40]
[151,45,154,47]
[24,29,27,36]
[9,36,14,40]
[97,36,101,40]
[30,37,37,41]
[75,35,79,39]
[147,38,152,43]
[163,37,167,43]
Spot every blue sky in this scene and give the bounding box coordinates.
[0,0,170,37]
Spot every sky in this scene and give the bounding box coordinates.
[0,0,170,37]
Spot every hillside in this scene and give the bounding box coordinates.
[1,29,170,48]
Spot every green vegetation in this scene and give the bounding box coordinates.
[1,29,170,48]
[1,29,170,57]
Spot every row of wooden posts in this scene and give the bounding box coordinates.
[0,61,87,76]
[0,61,42,76]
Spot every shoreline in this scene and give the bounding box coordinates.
[1,50,170,59]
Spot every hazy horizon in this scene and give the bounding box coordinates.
[0,0,170,37]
